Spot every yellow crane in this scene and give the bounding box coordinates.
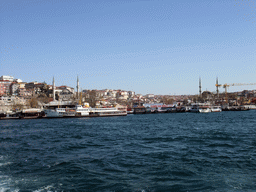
[215,82,256,103]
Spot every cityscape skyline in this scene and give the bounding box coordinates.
[1,0,256,95]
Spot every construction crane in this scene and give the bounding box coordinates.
[215,82,256,104]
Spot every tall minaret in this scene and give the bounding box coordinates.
[53,76,55,101]
[76,76,79,99]
[216,77,219,98]
[199,77,202,97]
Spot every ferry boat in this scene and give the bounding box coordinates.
[19,108,44,119]
[57,105,90,117]
[89,107,127,117]
[44,109,63,118]
[44,103,90,118]
[74,105,90,116]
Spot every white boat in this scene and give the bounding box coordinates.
[127,110,134,114]
[199,106,212,113]
[55,108,66,116]
[185,106,192,112]
[74,105,90,116]
[44,109,63,118]
[62,109,76,117]
[211,106,222,112]
[44,104,125,118]
[56,105,90,117]
[89,107,127,117]
[157,107,168,113]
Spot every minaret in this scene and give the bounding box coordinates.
[76,76,79,99]
[216,77,219,98]
[53,76,55,101]
[199,77,202,97]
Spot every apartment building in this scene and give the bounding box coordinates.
[0,80,12,96]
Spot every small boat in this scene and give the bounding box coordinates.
[211,106,222,112]
[127,108,134,114]
[145,107,152,113]
[185,106,192,112]
[199,106,212,113]
[0,111,6,119]
[157,107,168,113]
[127,110,134,114]
[165,107,177,113]
[134,106,146,114]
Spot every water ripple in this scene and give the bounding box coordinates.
[0,111,256,191]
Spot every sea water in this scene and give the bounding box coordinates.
[0,111,256,191]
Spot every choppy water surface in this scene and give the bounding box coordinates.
[0,111,256,191]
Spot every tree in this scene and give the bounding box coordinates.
[162,96,174,104]
[83,90,97,107]
[37,93,50,105]
[28,97,39,108]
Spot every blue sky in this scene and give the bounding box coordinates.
[1,0,255,95]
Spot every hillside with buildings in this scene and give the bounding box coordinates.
[1,75,256,112]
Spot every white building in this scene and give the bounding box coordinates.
[0,76,14,82]
[146,94,154,98]
[128,91,135,97]
[14,79,23,83]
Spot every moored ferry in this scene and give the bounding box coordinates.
[20,108,44,119]
[44,101,90,118]
[44,108,63,118]
[89,107,127,117]
[56,105,90,117]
